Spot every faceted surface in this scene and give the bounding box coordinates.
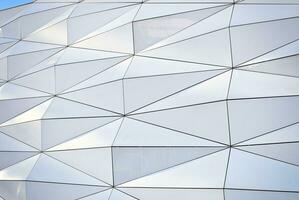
[0,0,299,199]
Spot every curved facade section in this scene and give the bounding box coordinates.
[0,0,299,199]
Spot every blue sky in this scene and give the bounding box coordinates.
[0,0,33,10]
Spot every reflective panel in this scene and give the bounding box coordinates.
[0,1,298,199]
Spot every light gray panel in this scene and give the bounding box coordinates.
[229,96,299,144]
[73,23,134,54]
[114,118,221,147]
[28,154,107,186]
[61,80,124,113]
[0,152,38,170]
[7,48,62,79]
[231,17,299,66]
[240,55,299,77]
[226,149,299,191]
[124,69,225,113]
[141,28,232,66]
[67,5,135,44]
[133,5,227,52]
[112,146,224,185]
[238,143,299,166]
[120,188,224,200]
[0,181,26,200]
[0,97,49,124]
[225,189,299,200]
[55,56,126,93]
[12,67,55,94]
[0,132,37,151]
[41,117,118,150]
[121,149,229,188]
[240,123,299,145]
[0,120,42,149]
[133,101,230,144]
[26,181,106,200]
[228,69,299,98]
[231,4,299,26]
[79,189,111,200]
[47,147,113,184]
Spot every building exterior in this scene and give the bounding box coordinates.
[0,0,299,199]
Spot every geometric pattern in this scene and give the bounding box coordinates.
[0,0,299,199]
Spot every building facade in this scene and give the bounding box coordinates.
[0,0,299,199]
